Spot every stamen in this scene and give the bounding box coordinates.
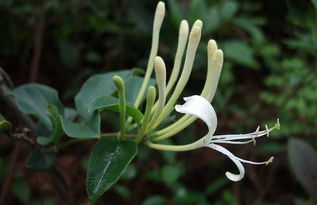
[265,124,269,137]
[265,156,274,165]
[253,126,259,145]
[211,139,254,145]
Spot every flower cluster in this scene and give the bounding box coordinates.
[131,1,279,182]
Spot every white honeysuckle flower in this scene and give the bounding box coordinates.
[175,95,278,182]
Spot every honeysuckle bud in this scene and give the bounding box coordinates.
[150,56,167,126]
[203,49,223,101]
[166,20,189,95]
[112,75,126,139]
[134,1,165,109]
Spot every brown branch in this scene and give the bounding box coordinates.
[29,7,45,82]
[0,89,37,138]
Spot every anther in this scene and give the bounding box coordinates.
[265,156,274,165]
[265,124,269,137]
[252,126,260,145]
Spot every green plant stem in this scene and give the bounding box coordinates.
[113,76,126,140]
[135,86,156,143]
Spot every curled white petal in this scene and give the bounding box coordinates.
[207,144,245,181]
[175,95,217,135]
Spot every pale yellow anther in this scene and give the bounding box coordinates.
[265,124,269,137]
[253,126,260,146]
[266,156,274,165]
[255,126,260,136]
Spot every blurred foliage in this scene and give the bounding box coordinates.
[0,0,317,204]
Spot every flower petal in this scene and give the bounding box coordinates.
[175,95,217,135]
[207,144,245,181]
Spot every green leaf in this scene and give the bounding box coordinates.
[90,96,143,123]
[220,1,238,20]
[205,177,229,195]
[12,179,30,202]
[161,164,183,184]
[61,112,100,139]
[57,38,79,69]
[189,0,207,21]
[37,105,64,145]
[222,40,258,68]
[87,138,138,203]
[64,107,78,121]
[167,0,183,25]
[0,113,5,120]
[142,196,166,205]
[113,184,131,199]
[75,70,134,118]
[312,0,317,8]
[124,76,156,104]
[26,149,55,172]
[12,83,63,130]
[204,7,220,33]
[288,138,317,198]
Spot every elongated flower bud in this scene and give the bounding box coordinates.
[134,1,165,109]
[166,20,189,95]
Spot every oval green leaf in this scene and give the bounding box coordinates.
[87,138,138,203]
[26,149,55,172]
[75,70,134,118]
[90,96,143,123]
[12,83,64,130]
[60,112,100,139]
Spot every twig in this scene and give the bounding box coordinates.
[0,67,14,89]
[0,143,20,204]
[0,88,37,138]
[30,6,45,82]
